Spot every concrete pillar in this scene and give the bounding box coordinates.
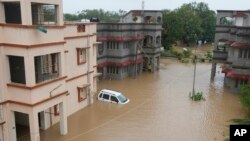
[211,62,217,80]
[29,111,40,141]
[59,102,68,135]
[39,111,50,130]
[56,2,64,26]
[11,111,17,141]
[151,57,155,73]
[20,0,32,25]
[0,3,5,23]
[157,57,160,70]
[24,55,35,86]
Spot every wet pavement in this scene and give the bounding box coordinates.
[22,59,246,141]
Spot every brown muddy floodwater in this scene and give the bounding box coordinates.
[37,59,246,141]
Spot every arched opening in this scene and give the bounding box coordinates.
[156,36,161,46]
[219,17,234,25]
[144,16,152,24]
[143,35,153,47]
[157,16,162,24]
[217,39,228,51]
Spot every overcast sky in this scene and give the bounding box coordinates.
[63,0,250,14]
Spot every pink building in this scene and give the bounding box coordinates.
[0,0,99,140]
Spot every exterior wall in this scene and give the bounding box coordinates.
[97,10,162,79]
[0,0,98,141]
[213,10,250,93]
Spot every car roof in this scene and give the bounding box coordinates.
[100,89,122,96]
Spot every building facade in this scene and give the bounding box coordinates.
[212,10,250,92]
[97,10,162,79]
[0,0,99,141]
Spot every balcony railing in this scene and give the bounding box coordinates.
[213,50,228,60]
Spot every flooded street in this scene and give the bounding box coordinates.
[37,59,245,141]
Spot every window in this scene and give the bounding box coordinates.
[41,53,58,74]
[4,2,22,24]
[238,49,250,59]
[111,96,119,103]
[99,93,103,98]
[32,4,57,25]
[103,94,109,100]
[77,24,85,32]
[107,66,119,74]
[9,56,26,84]
[54,105,59,116]
[34,53,60,83]
[78,87,88,102]
[77,48,86,65]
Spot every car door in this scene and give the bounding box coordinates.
[102,93,110,102]
[111,95,119,103]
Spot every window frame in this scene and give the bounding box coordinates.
[77,86,88,102]
[77,48,87,65]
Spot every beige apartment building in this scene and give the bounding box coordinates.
[0,0,99,141]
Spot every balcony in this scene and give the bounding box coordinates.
[236,27,250,36]
[215,25,231,33]
[232,59,250,68]
[97,23,162,31]
[213,50,228,61]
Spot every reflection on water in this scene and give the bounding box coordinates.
[37,59,245,141]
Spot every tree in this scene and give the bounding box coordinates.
[162,9,183,49]
[194,2,216,42]
[176,4,202,46]
[161,2,216,48]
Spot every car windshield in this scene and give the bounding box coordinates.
[117,94,127,103]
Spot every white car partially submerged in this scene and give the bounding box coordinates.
[97,89,130,104]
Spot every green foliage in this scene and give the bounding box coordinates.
[64,9,127,22]
[240,84,250,109]
[161,2,216,47]
[239,84,250,118]
[230,119,250,125]
[190,91,205,101]
[181,58,189,64]
[183,49,192,58]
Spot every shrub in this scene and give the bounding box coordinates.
[190,91,205,101]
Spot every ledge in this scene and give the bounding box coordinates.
[0,23,65,29]
[64,34,95,40]
[0,91,68,107]
[7,76,67,90]
[66,71,94,82]
[0,41,66,48]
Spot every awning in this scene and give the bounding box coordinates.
[77,83,90,88]
[231,41,250,48]
[227,71,250,80]
[93,73,102,77]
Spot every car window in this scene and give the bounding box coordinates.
[117,94,127,103]
[103,94,110,100]
[99,93,103,98]
[111,96,119,103]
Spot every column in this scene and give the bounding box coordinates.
[151,57,155,73]
[11,111,17,141]
[59,102,68,135]
[39,111,50,130]
[24,55,35,86]
[0,3,5,23]
[157,57,160,71]
[29,112,40,141]
[20,1,32,25]
[211,62,217,80]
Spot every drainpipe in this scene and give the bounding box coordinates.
[87,35,92,105]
